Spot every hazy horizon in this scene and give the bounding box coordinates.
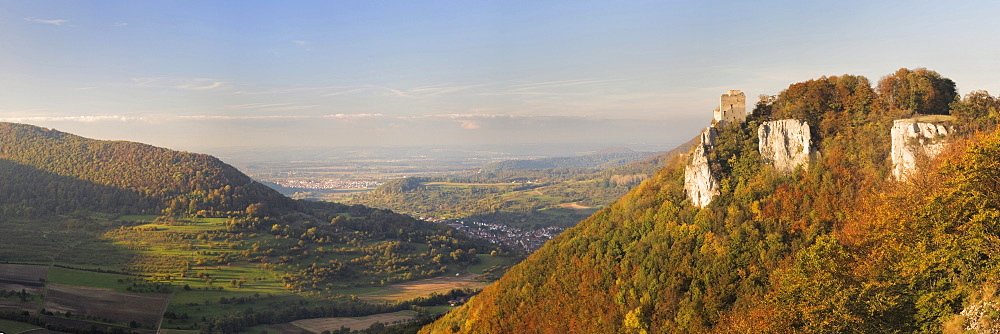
[2,1,999,154]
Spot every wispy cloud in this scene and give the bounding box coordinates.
[174,115,314,121]
[421,113,507,119]
[292,40,311,51]
[133,77,228,91]
[363,84,480,98]
[112,22,129,27]
[24,17,68,26]
[235,83,477,99]
[458,120,481,129]
[0,115,139,123]
[368,85,412,98]
[234,85,344,96]
[407,84,481,96]
[1,113,390,123]
[323,113,384,119]
[323,88,368,97]
[509,79,609,90]
[178,81,224,90]
[224,103,294,110]
[221,103,320,111]
[478,79,613,97]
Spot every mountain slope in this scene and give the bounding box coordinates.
[0,122,290,216]
[0,159,157,215]
[0,122,503,333]
[422,70,999,333]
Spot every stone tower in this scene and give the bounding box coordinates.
[713,90,746,123]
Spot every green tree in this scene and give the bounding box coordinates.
[877,67,957,116]
[950,90,1000,134]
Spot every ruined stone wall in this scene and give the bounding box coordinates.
[758,119,811,173]
[714,90,746,123]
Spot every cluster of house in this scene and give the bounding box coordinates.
[270,178,383,189]
[418,218,564,253]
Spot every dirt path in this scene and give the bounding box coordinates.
[155,286,178,334]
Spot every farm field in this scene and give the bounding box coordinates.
[465,254,509,275]
[559,202,592,209]
[0,319,41,333]
[0,218,133,270]
[347,274,488,303]
[0,264,46,312]
[43,283,171,328]
[0,264,48,293]
[422,182,515,187]
[0,263,49,283]
[162,289,304,330]
[46,267,134,292]
[41,315,156,334]
[158,329,199,334]
[291,310,418,333]
[1,211,501,333]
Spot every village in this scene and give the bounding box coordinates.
[419,218,565,253]
[268,178,384,190]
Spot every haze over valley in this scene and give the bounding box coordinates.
[3,1,1000,334]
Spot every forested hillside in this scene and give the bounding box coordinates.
[0,122,289,217]
[422,68,1000,333]
[0,123,504,333]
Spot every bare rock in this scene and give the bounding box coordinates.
[684,127,719,207]
[758,119,811,173]
[891,119,951,181]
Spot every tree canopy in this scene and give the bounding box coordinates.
[421,69,1000,333]
[877,67,958,116]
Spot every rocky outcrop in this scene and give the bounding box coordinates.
[758,119,811,172]
[891,119,951,180]
[684,127,719,207]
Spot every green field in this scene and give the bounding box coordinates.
[424,182,515,187]
[466,254,508,274]
[1,202,499,333]
[0,319,41,333]
[117,215,159,222]
[341,274,489,303]
[241,325,281,334]
[158,329,201,334]
[47,267,135,292]
[0,217,134,270]
[426,305,457,315]
[174,264,286,295]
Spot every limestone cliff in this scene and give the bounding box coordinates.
[891,118,951,180]
[758,119,811,172]
[684,127,719,207]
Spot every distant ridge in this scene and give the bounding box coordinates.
[0,122,290,216]
[479,147,658,172]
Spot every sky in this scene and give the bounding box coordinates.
[2,1,999,154]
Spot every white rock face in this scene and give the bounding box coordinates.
[684,127,719,207]
[891,119,951,181]
[758,119,811,173]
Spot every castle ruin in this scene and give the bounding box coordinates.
[713,90,746,124]
[686,90,748,207]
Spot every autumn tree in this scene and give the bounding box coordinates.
[950,90,1000,134]
[877,67,957,116]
